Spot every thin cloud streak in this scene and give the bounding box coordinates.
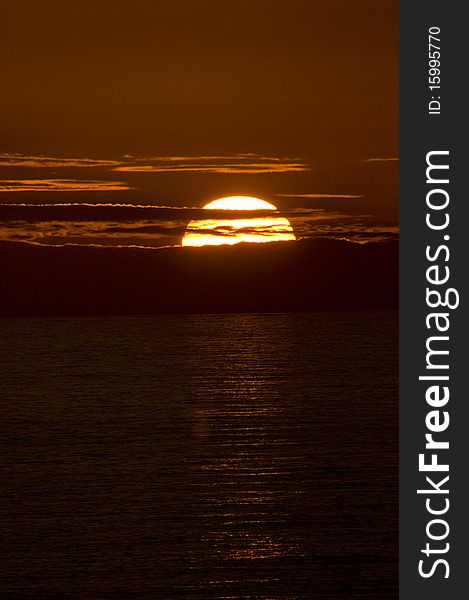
[114,164,308,174]
[275,193,364,199]
[0,180,134,192]
[113,154,310,174]
[0,154,120,168]
[0,153,311,175]
[365,157,399,162]
[0,203,195,209]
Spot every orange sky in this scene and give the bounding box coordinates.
[0,0,398,247]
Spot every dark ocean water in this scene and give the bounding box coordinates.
[0,312,397,599]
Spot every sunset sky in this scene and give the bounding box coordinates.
[0,0,398,250]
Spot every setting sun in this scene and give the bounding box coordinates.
[203,196,277,211]
[182,196,296,247]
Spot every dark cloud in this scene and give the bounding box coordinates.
[0,202,398,247]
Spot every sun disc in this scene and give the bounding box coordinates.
[203,196,277,211]
[182,195,295,247]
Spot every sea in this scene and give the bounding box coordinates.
[0,312,398,599]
